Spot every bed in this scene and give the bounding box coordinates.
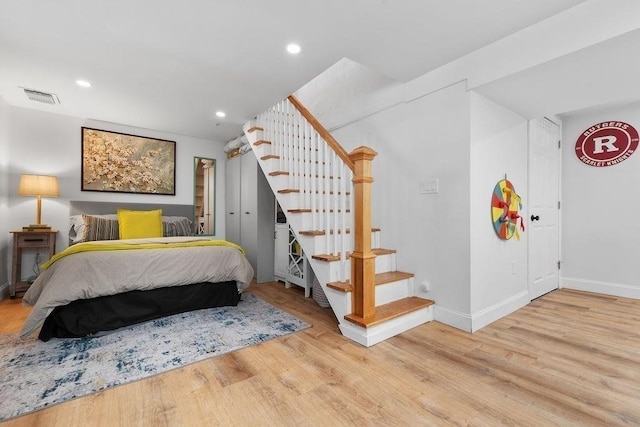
[20,201,254,341]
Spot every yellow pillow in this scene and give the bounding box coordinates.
[117,209,163,239]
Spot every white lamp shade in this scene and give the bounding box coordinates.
[18,174,60,197]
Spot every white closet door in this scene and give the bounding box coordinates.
[528,117,561,299]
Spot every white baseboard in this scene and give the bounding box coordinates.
[469,290,530,332]
[339,306,434,347]
[434,290,530,333]
[434,306,472,332]
[562,277,640,299]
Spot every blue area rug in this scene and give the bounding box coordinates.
[0,293,309,421]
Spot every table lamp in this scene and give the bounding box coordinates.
[18,174,59,229]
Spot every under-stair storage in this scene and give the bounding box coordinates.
[274,222,312,297]
[225,152,274,283]
[274,223,288,282]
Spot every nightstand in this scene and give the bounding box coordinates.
[10,229,57,298]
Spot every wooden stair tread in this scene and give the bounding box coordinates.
[327,270,413,292]
[344,297,435,328]
[299,229,346,236]
[299,230,325,236]
[253,140,271,146]
[373,248,394,255]
[287,209,350,214]
[312,248,395,262]
[261,154,279,160]
[267,172,340,179]
[246,126,263,133]
[277,189,350,195]
[312,253,341,262]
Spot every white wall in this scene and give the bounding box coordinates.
[0,96,10,295]
[6,107,226,286]
[307,82,534,332]
[469,92,529,331]
[561,102,640,298]
[330,81,472,322]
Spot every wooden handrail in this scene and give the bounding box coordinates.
[287,95,355,172]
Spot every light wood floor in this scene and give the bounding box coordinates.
[1,284,639,426]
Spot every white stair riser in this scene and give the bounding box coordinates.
[297,231,383,260]
[375,278,413,305]
[313,254,396,282]
[275,193,351,214]
[339,306,435,347]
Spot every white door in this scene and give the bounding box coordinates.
[528,117,561,299]
[225,155,241,245]
[240,153,258,273]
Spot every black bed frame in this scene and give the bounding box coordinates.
[39,281,241,341]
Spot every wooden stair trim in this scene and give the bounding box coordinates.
[287,208,312,213]
[246,126,263,133]
[254,140,271,146]
[261,154,279,160]
[344,297,435,328]
[326,270,414,293]
[269,171,289,176]
[278,189,300,194]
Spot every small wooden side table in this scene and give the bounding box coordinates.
[10,229,57,298]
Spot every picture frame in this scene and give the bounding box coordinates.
[81,127,176,195]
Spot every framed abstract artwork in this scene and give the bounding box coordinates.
[81,127,176,195]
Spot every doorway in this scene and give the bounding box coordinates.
[528,117,561,299]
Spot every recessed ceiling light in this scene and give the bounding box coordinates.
[76,80,92,88]
[215,111,226,118]
[286,43,301,54]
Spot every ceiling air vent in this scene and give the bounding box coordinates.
[22,88,60,105]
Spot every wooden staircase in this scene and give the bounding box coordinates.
[243,95,434,346]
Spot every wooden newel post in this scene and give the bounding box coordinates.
[349,146,378,320]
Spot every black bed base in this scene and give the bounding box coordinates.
[38,281,241,341]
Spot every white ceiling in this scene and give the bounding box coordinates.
[0,0,587,142]
[475,28,640,121]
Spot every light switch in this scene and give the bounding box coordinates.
[420,178,438,194]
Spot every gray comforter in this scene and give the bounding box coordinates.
[21,237,254,337]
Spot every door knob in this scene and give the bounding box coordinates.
[530,215,540,221]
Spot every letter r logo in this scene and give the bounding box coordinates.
[592,135,618,154]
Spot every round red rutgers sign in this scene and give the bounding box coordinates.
[575,121,639,167]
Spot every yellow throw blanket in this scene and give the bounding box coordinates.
[42,238,245,270]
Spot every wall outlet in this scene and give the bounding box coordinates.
[420,281,430,292]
